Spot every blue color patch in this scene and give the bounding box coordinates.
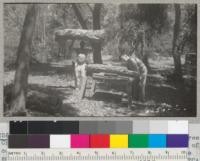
[148,134,166,148]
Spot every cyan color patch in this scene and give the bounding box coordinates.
[148,134,166,148]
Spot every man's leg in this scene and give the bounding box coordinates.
[140,84,145,102]
[75,67,81,89]
[77,72,81,89]
[134,77,140,101]
[73,62,78,89]
[75,68,79,89]
[127,78,133,108]
[79,64,87,99]
[139,74,147,102]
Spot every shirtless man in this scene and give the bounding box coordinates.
[120,53,148,102]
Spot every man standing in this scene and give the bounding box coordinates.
[73,41,88,90]
[74,53,87,90]
[120,53,148,102]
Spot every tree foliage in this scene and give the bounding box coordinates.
[118,4,170,50]
[182,4,197,52]
[4,3,197,66]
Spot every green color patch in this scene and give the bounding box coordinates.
[128,134,148,148]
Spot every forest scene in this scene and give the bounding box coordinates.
[3,3,197,117]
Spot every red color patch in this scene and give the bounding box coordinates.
[90,134,110,148]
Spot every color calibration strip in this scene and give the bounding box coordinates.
[9,120,188,134]
[8,134,188,148]
[8,121,188,149]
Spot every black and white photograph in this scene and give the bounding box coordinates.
[3,3,197,117]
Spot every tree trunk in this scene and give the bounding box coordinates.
[72,4,88,29]
[119,4,125,29]
[141,32,150,70]
[134,30,149,68]
[43,8,46,47]
[92,4,102,64]
[71,4,103,64]
[10,4,38,116]
[172,4,182,80]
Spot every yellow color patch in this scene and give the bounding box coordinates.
[110,134,128,148]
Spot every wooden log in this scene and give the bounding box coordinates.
[87,64,165,83]
[55,29,105,42]
[87,64,139,77]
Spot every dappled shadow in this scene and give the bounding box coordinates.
[4,83,80,117]
[145,83,196,117]
[149,67,173,76]
[146,84,178,105]
[30,62,74,76]
[91,92,122,103]
[28,84,80,116]
[59,103,81,117]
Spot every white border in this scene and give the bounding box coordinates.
[0,0,199,121]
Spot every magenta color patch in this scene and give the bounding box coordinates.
[71,134,90,148]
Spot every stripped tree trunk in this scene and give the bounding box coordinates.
[55,29,104,42]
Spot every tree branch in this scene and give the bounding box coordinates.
[71,4,88,29]
[86,4,93,13]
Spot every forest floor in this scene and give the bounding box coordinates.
[4,55,196,117]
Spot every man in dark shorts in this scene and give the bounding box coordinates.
[120,53,148,102]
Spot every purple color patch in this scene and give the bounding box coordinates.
[27,134,50,148]
[167,134,188,148]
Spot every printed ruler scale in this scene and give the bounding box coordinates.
[6,148,188,161]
